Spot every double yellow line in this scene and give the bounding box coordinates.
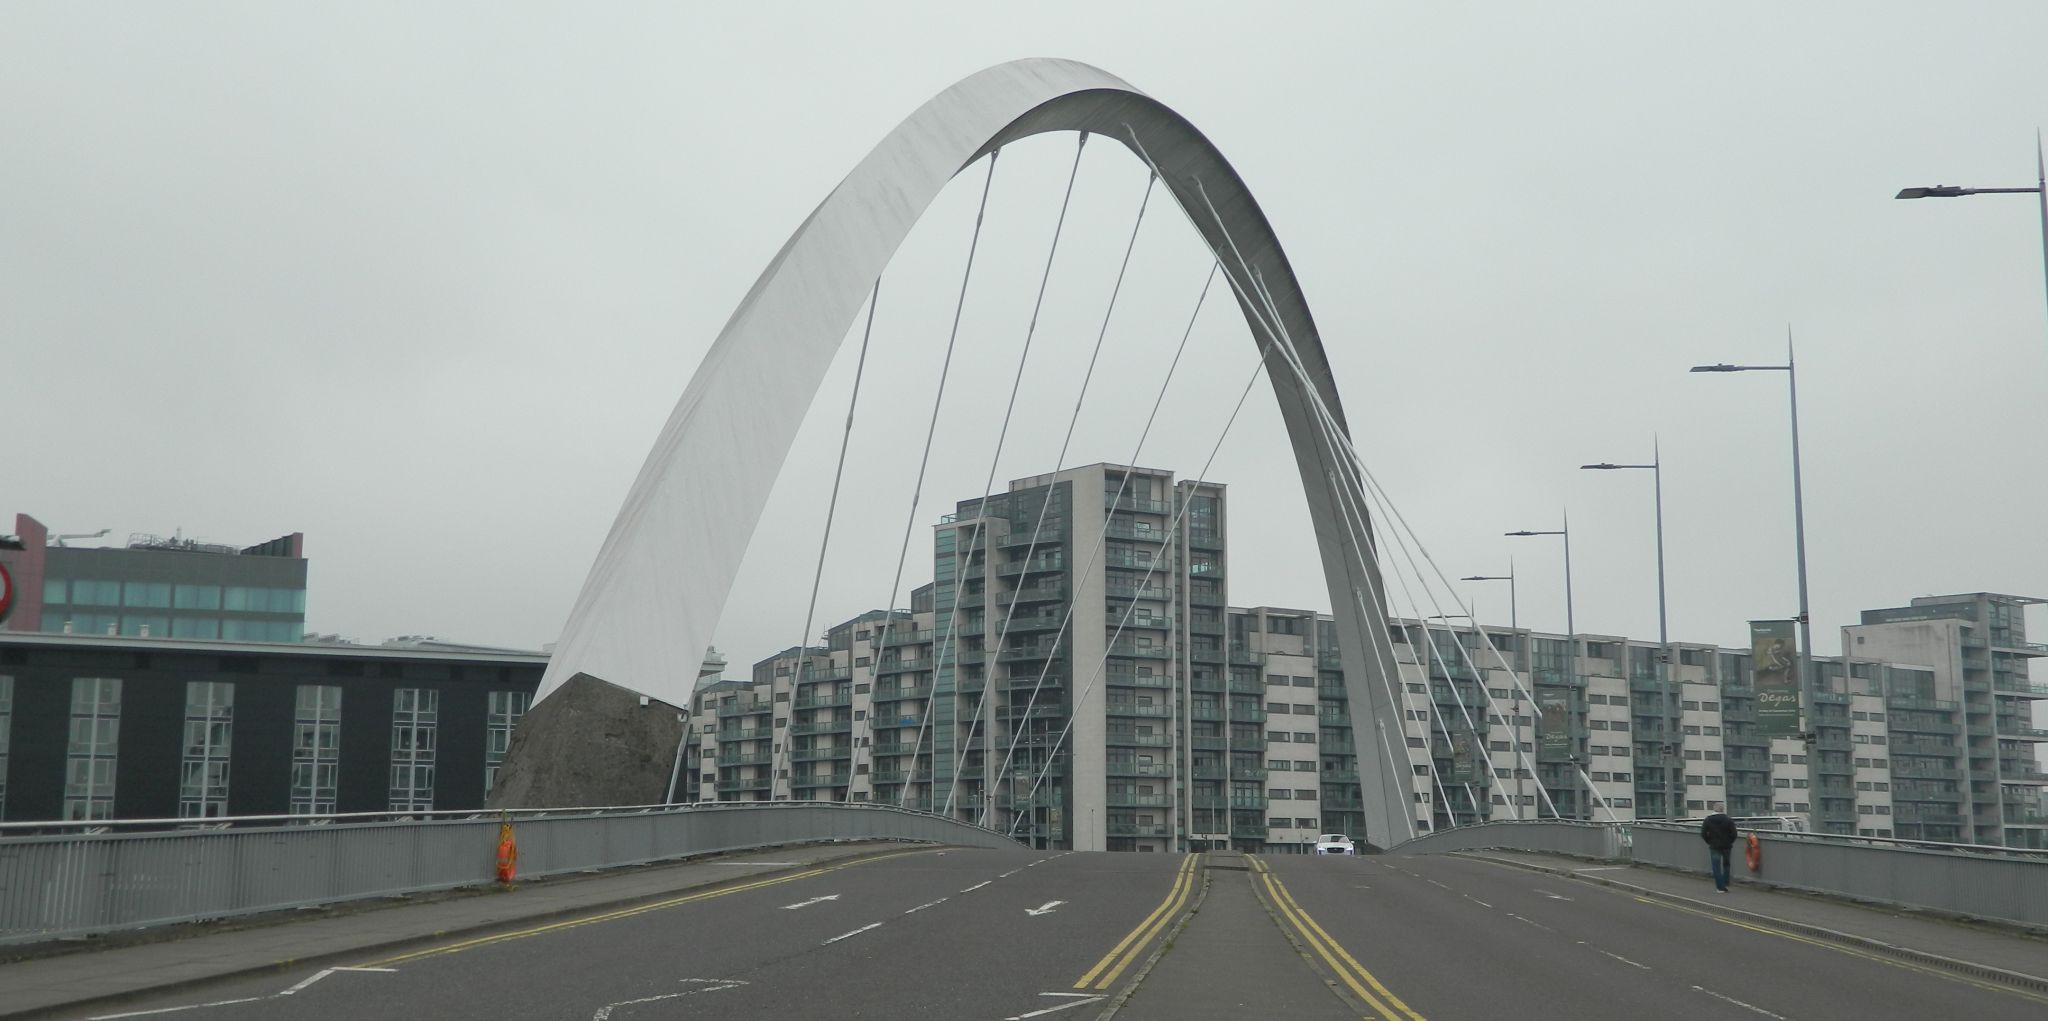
[1073,853,1200,991]
[1251,856,1427,1021]
[362,849,930,967]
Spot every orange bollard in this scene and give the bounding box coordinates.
[496,816,518,883]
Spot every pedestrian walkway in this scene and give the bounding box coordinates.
[0,841,931,1021]
[1461,850,2048,991]
[1111,852,1355,1021]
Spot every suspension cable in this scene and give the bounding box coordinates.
[1007,348,1267,836]
[910,135,1092,809]
[963,173,1168,824]
[841,150,998,809]
[772,281,884,791]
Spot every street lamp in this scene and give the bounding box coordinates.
[1692,335,1817,826]
[1461,565,1517,631]
[1504,518,1572,641]
[1895,136,2048,332]
[1689,340,1811,706]
[1507,516,1578,820]
[1580,442,1668,654]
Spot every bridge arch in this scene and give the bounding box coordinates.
[539,58,1409,845]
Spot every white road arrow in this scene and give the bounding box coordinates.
[1024,900,1066,917]
[781,894,841,910]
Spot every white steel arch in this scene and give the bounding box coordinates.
[540,58,1410,844]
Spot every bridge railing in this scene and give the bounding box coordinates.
[1391,819,2048,930]
[0,801,1022,946]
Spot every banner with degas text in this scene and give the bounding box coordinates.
[1751,619,1801,738]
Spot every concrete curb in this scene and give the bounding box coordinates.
[1238,856,1375,1020]
[1,841,940,1021]
[1095,855,1214,1021]
[1451,851,2048,998]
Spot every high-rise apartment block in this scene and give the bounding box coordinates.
[672,469,2048,851]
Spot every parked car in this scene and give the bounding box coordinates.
[1314,833,1355,855]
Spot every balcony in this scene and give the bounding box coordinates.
[1000,611,1068,634]
[1230,646,1266,666]
[793,693,852,709]
[1107,792,1171,808]
[791,746,848,762]
[1109,732,1173,747]
[1001,642,1066,663]
[1109,672,1171,689]
[1108,642,1173,660]
[1106,493,1173,514]
[1010,586,1069,605]
[998,557,1067,577]
[788,720,852,736]
[1996,721,2048,741]
[716,703,771,718]
[792,773,851,788]
[1321,769,1359,784]
[716,752,771,767]
[714,777,771,792]
[1001,525,1065,547]
[1107,822,1172,838]
[1229,734,1267,751]
[872,685,933,702]
[1107,702,1174,718]
[998,704,1067,721]
[1105,521,1169,543]
[1108,761,1174,778]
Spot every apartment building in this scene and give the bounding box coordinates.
[670,465,2046,850]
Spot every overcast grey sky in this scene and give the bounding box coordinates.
[6,3,2046,673]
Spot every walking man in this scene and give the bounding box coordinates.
[1700,802,1737,893]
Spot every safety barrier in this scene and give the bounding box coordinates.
[1386,819,1624,860]
[1391,818,2048,930]
[0,801,1022,945]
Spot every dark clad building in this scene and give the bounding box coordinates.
[0,633,544,822]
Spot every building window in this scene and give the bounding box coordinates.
[179,681,234,818]
[486,690,531,794]
[65,677,122,821]
[0,675,11,819]
[390,688,439,812]
[123,582,172,608]
[174,584,223,610]
[291,685,342,816]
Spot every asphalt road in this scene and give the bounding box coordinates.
[74,847,1191,1021]
[1257,852,2048,1020]
[70,848,2048,1021]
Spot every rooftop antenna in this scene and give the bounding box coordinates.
[51,529,110,548]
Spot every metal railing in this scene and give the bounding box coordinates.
[0,801,1022,946]
[1391,818,2048,928]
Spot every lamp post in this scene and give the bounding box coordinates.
[1507,516,1579,819]
[1461,564,1517,631]
[1583,444,1675,818]
[1895,136,2048,335]
[1693,339,1816,824]
[1690,342,1811,709]
[1582,442,1668,678]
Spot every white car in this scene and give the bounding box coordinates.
[1314,833,1355,855]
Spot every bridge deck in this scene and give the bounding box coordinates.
[4,846,2044,1020]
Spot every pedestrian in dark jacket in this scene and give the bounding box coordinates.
[1700,804,1738,892]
